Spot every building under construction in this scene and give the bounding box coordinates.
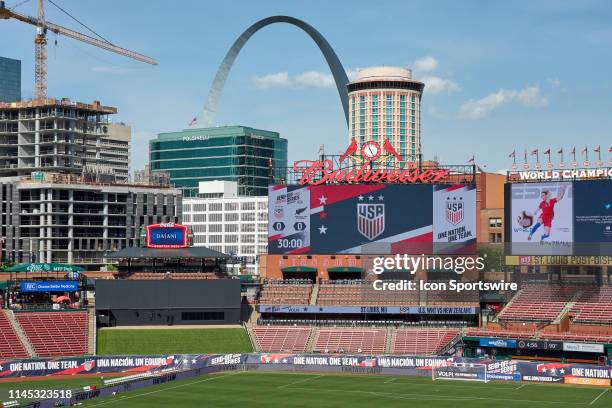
[0,98,130,181]
[0,172,181,269]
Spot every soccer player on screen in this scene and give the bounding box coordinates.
[527,185,567,241]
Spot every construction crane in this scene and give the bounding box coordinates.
[0,0,157,99]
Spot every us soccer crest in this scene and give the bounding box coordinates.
[357,201,385,240]
[446,196,464,225]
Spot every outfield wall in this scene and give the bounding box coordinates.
[3,353,611,385]
[17,353,612,407]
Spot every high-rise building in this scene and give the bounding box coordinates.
[150,126,288,197]
[0,172,181,269]
[347,67,424,166]
[0,98,130,180]
[183,181,267,275]
[96,122,131,181]
[0,56,21,102]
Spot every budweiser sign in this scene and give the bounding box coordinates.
[294,160,450,185]
[293,139,450,185]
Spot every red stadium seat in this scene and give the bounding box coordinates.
[0,310,29,358]
[15,311,89,357]
[251,326,311,352]
[314,328,387,354]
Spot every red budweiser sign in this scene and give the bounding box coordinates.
[294,160,450,185]
[293,139,450,186]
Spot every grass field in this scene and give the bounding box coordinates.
[0,377,106,403]
[96,328,252,355]
[46,371,612,408]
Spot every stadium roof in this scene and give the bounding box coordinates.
[107,247,229,259]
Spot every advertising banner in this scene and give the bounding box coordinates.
[432,184,477,250]
[564,377,611,386]
[508,179,612,256]
[510,182,573,255]
[257,305,479,315]
[478,338,517,348]
[145,223,190,248]
[19,280,79,292]
[268,184,475,255]
[2,353,611,384]
[562,342,604,353]
[573,180,612,246]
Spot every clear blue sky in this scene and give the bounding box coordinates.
[1,0,611,172]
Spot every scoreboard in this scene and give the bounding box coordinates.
[268,184,476,255]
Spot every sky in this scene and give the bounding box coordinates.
[1,0,611,173]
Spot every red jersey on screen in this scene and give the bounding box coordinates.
[539,198,558,227]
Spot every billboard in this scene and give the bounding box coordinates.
[268,184,476,255]
[20,280,79,292]
[145,223,190,248]
[507,179,612,255]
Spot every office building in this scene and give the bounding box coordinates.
[0,172,181,270]
[0,56,20,102]
[0,98,129,180]
[347,66,424,166]
[150,126,287,197]
[183,181,267,275]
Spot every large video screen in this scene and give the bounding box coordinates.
[268,184,476,254]
[508,180,612,255]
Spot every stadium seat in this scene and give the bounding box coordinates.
[0,310,29,358]
[497,284,581,322]
[258,280,313,305]
[392,329,459,355]
[15,311,88,357]
[313,328,387,354]
[570,285,612,325]
[251,326,311,352]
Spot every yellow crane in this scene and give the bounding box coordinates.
[0,0,157,99]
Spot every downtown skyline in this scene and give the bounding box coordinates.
[1,0,611,173]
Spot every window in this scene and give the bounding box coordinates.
[489,217,502,228]
[224,213,239,222]
[210,213,222,222]
[224,202,238,211]
[225,224,238,232]
[489,233,503,243]
[209,224,223,233]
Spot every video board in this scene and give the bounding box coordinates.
[268,184,476,254]
[507,179,612,255]
[145,223,190,248]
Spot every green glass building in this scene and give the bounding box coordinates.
[150,126,287,197]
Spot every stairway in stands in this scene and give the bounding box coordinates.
[87,308,97,355]
[384,327,395,354]
[306,327,319,352]
[553,289,585,325]
[3,310,36,358]
[309,283,320,305]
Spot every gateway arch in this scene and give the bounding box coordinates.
[200,16,349,127]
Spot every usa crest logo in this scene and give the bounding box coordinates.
[357,201,385,240]
[446,197,464,225]
[274,207,284,219]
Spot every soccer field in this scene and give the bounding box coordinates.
[96,328,252,355]
[72,371,612,408]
